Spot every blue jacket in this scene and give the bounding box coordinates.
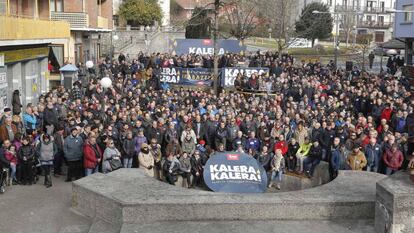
[330,146,341,171]
[245,138,260,151]
[63,135,84,161]
[364,143,381,167]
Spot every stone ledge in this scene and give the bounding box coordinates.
[71,169,385,233]
[375,171,414,233]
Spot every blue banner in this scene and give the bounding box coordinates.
[160,67,213,86]
[171,39,246,55]
[221,67,270,87]
[203,152,268,193]
[180,68,213,86]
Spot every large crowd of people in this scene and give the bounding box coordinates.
[0,50,413,192]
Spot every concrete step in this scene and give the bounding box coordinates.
[120,220,376,233]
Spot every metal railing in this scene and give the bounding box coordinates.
[335,5,393,14]
[51,12,88,28]
[357,21,391,29]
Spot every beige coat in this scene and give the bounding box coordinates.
[346,151,367,171]
[138,151,155,177]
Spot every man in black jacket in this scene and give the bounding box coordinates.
[43,102,59,135]
[303,141,322,178]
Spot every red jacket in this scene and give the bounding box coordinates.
[383,149,403,170]
[5,151,17,164]
[380,108,393,122]
[274,141,288,156]
[83,143,103,169]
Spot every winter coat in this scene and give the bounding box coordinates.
[296,143,312,157]
[103,147,121,173]
[245,138,260,151]
[122,138,136,158]
[274,141,288,156]
[346,151,367,170]
[134,136,147,154]
[181,138,196,155]
[63,135,84,161]
[166,142,182,156]
[308,145,322,160]
[4,150,17,164]
[270,154,284,171]
[12,90,22,115]
[36,138,57,166]
[138,151,154,177]
[364,143,382,168]
[256,152,271,170]
[0,122,17,141]
[179,156,191,173]
[330,146,342,171]
[23,113,37,130]
[191,156,203,175]
[18,144,35,163]
[43,107,58,127]
[83,142,103,169]
[383,149,404,170]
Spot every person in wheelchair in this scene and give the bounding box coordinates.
[17,136,35,185]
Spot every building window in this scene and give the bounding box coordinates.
[0,0,6,15]
[403,5,413,23]
[50,0,63,12]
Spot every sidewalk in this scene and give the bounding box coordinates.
[0,175,91,233]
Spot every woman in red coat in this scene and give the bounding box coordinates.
[83,134,103,176]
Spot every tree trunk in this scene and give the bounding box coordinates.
[312,38,315,48]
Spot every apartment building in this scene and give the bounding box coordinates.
[323,0,396,43]
[394,0,414,65]
[50,0,113,64]
[0,0,70,109]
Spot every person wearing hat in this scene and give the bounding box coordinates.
[64,127,84,181]
[346,144,367,171]
[0,107,12,125]
[138,143,154,177]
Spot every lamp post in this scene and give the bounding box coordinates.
[213,0,220,96]
[144,25,151,53]
[110,32,119,64]
[85,60,94,81]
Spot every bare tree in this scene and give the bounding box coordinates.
[257,0,294,52]
[221,0,258,40]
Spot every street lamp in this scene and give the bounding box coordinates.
[313,10,340,69]
[110,32,119,64]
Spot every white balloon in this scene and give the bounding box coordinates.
[100,77,112,88]
[386,49,398,56]
[85,60,94,68]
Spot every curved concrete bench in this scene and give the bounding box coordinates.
[72,169,385,233]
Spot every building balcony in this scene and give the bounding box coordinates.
[357,21,391,29]
[0,15,70,40]
[335,5,393,14]
[97,16,109,29]
[51,12,89,29]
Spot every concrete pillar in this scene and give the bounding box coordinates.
[405,39,413,66]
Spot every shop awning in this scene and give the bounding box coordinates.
[379,38,406,49]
